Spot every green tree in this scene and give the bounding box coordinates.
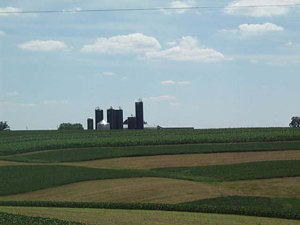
[290,117,300,127]
[58,123,84,131]
[0,121,10,131]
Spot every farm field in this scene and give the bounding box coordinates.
[1,206,300,225]
[0,177,299,203]
[1,128,300,156]
[2,141,300,163]
[64,150,300,169]
[0,129,300,224]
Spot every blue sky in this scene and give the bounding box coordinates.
[0,0,300,130]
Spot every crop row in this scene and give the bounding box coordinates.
[1,128,300,156]
[0,212,85,225]
[0,196,299,220]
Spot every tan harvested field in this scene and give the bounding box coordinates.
[1,206,300,225]
[1,177,299,204]
[64,150,300,169]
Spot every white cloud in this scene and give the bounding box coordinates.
[251,59,258,64]
[220,23,284,37]
[145,36,225,63]
[170,102,180,106]
[219,29,239,34]
[122,76,128,80]
[43,100,69,105]
[81,33,161,54]
[19,40,71,52]
[102,71,116,76]
[224,0,300,17]
[0,102,36,107]
[239,23,284,35]
[161,80,191,85]
[93,72,116,78]
[6,91,19,96]
[0,7,22,16]
[166,41,177,46]
[286,41,293,46]
[144,95,176,101]
[162,1,195,14]
[0,30,5,36]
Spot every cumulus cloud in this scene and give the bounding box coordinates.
[0,102,36,107]
[6,91,19,96]
[162,1,195,14]
[166,41,177,46]
[220,23,284,36]
[19,40,72,52]
[145,36,225,63]
[81,33,161,54]
[43,100,69,105]
[0,7,22,16]
[161,80,191,85]
[224,0,300,17]
[143,95,176,101]
[239,23,284,35]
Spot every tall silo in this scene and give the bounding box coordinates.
[87,117,94,130]
[107,107,116,129]
[116,107,123,129]
[95,107,103,129]
[135,100,144,129]
[128,117,137,129]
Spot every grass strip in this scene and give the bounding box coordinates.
[3,142,300,163]
[0,197,299,220]
[1,128,300,156]
[153,160,300,181]
[0,212,86,225]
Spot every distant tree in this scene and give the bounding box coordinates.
[0,121,10,131]
[290,117,300,127]
[58,123,84,131]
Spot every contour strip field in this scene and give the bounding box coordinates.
[64,150,300,169]
[0,177,299,204]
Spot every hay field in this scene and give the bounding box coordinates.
[65,150,300,169]
[1,177,299,204]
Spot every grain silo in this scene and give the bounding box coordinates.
[128,117,137,129]
[107,107,116,129]
[95,107,103,129]
[87,117,94,130]
[135,100,144,129]
[97,120,110,130]
[115,107,123,129]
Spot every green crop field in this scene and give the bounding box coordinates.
[0,212,86,225]
[0,129,300,224]
[154,160,300,181]
[1,128,300,156]
[3,141,300,163]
